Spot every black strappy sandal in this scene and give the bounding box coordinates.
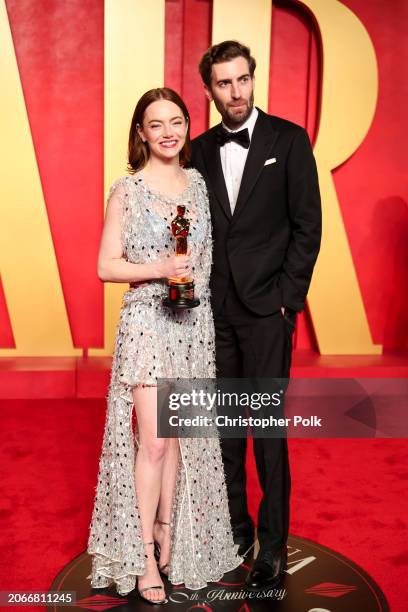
[138,541,168,605]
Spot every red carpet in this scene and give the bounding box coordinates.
[0,398,406,611]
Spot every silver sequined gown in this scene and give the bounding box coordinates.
[87,168,242,596]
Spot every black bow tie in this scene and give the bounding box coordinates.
[216,126,250,149]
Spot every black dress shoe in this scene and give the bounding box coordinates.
[245,549,287,591]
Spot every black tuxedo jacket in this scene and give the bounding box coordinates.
[190,108,322,316]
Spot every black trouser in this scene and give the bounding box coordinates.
[214,283,294,554]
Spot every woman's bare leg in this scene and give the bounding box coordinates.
[154,437,180,572]
[133,385,166,602]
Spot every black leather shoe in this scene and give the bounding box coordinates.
[245,548,287,591]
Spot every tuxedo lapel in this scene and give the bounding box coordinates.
[232,110,279,220]
[201,129,232,220]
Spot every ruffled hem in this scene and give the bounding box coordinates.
[87,548,243,596]
[87,550,142,596]
[168,552,244,591]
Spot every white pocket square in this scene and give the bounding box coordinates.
[264,158,277,166]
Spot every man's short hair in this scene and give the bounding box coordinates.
[199,40,256,88]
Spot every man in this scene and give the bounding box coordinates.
[190,40,322,591]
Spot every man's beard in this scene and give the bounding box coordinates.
[216,91,254,129]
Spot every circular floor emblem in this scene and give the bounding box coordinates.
[48,535,388,611]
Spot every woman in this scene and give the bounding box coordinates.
[87,88,242,604]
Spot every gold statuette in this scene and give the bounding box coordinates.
[163,205,200,309]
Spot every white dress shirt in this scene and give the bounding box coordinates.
[220,107,258,214]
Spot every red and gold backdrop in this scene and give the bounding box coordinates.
[1,0,407,359]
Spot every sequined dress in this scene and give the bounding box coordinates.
[87,168,242,596]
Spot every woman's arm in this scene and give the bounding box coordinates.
[97,182,190,283]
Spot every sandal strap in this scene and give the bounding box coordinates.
[139,585,164,593]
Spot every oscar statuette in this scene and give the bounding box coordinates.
[162,204,200,309]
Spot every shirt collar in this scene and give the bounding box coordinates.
[222,106,258,140]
